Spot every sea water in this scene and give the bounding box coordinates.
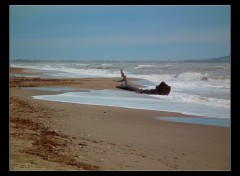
[156,117,230,127]
[11,60,230,119]
[23,87,85,92]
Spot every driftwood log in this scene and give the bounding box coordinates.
[116,69,171,95]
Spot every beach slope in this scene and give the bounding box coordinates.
[10,68,230,170]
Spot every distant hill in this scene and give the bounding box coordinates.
[183,56,230,63]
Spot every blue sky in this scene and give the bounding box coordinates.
[10,5,230,61]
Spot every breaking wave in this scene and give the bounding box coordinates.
[11,60,230,118]
[134,64,157,69]
[130,72,229,83]
[177,72,209,81]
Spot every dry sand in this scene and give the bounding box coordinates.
[10,67,231,171]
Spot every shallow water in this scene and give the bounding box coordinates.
[10,61,231,114]
[12,60,230,119]
[33,89,230,119]
[23,87,89,92]
[156,117,230,127]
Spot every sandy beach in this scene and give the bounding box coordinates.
[10,67,231,171]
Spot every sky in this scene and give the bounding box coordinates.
[10,5,230,61]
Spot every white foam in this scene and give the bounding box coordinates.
[134,64,157,69]
[129,74,175,83]
[164,64,172,67]
[130,72,229,85]
[11,61,230,115]
[177,72,208,81]
[149,92,230,109]
[33,89,230,119]
[11,63,120,78]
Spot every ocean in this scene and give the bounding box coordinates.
[10,60,230,120]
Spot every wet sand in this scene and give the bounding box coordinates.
[10,67,231,170]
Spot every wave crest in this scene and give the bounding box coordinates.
[177,72,208,81]
[134,64,157,69]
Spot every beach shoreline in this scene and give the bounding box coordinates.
[10,67,231,170]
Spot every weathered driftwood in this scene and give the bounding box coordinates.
[120,68,128,85]
[116,84,139,92]
[116,69,171,95]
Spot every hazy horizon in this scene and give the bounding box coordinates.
[10,55,230,62]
